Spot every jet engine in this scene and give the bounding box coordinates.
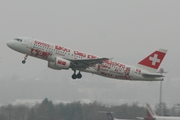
[48,57,71,70]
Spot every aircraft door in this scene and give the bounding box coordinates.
[70,50,74,60]
[27,38,33,48]
[126,67,134,79]
[129,67,135,79]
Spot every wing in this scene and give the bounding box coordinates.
[70,58,109,69]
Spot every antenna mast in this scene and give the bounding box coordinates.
[157,68,168,116]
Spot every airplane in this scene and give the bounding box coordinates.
[98,111,132,120]
[136,103,180,120]
[7,37,167,80]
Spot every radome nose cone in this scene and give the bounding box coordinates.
[6,40,11,47]
[6,40,14,48]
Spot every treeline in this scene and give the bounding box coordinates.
[0,98,179,120]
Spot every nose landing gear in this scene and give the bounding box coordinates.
[22,54,28,64]
[71,70,82,79]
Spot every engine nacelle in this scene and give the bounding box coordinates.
[48,61,62,70]
[48,57,71,70]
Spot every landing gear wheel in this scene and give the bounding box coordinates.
[22,54,28,64]
[71,70,82,79]
[77,72,82,79]
[22,60,26,64]
[72,74,77,79]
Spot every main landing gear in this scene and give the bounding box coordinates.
[72,70,82,79]
[22,54,28,64]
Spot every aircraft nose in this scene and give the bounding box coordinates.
[6,40,13,48]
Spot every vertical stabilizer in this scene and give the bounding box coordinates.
[106,112,114,120]
[98,111,114,120]
[146,103,157,118]
[137,49,167,73]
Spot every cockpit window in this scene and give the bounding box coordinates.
[14,38,22,42]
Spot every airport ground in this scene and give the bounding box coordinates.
[0,98,180,120]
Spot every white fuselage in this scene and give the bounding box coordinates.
[7,37,164,81]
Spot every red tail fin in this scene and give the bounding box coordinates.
[137,49,167,73]
[145,103,157,119]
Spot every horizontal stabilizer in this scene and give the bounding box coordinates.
[142,73,164,78]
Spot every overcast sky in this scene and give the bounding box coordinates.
[1,0,180,106]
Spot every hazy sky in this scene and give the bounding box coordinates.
[1,1,180,106]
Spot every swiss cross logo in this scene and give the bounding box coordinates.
[138,50,167,69]
[149,54,160,66]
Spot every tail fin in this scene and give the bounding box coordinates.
[137,49,168,73]
[146,103,157,118]
[106,112,114,120]
[98,111,114,120]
